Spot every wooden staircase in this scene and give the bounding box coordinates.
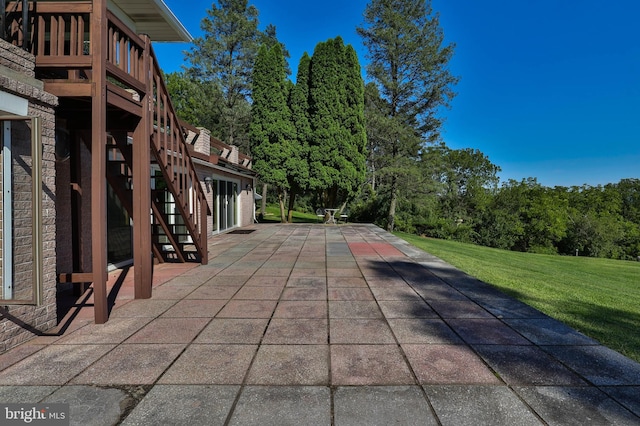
[105,135,206,263]
[5,2,209,266]
[5,0,209,322]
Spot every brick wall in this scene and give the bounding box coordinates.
[0,42,36,77]
[193,127,211,156]
[0,39,58,352]
[239,179,255,227]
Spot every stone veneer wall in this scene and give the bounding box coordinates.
[0,39,58,352]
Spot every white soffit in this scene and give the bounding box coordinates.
[111,0,192,42]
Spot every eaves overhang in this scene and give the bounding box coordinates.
[110,0,192,42]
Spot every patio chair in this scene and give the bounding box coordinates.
[316,208,325,223]
[339,209,349,223]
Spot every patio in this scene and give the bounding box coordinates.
[0,224,638,425]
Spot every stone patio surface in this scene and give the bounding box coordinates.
[0,224,639,425]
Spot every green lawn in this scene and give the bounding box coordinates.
[257,205,321,223]
[395,232,640,363]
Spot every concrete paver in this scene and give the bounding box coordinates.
[246,345,329,385]
[43,386,130,426]
[122,385,239,426]
[599,386,640,417]
[228,386,331,426]
[541,344,640,386]
[0,223,639,425]
[514,386,640,425]
[473,345,587,386]
[424,385,543,426]
[158,344,256,385]
[334,386,437,426]
[402,344,501,384]
[0,385,58,402]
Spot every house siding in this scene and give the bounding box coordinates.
[191,128,255,234]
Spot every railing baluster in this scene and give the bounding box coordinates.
[57,14,64,54]
[119,33,125,70]
[37,15,44,55]
[70,15,77,55]
[49,15,57,55]
[107,26,114,63]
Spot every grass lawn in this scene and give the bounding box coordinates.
[395,232,640,363]
[257,205,321,223]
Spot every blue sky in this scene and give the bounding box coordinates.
[157,0,640,188]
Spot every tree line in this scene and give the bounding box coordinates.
[165,0,639,260]
[166,0,455,228]
[352,141,640,260]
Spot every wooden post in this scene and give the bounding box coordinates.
[133,35,152,299]
[91,0,108,324]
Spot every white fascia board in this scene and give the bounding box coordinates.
[0,91,28,116]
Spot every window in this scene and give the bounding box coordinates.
[0,116,43,304]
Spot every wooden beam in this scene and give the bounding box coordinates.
[36,56,92,68]
[43,81,92,97]
[58,272,93,283]
[106,62,146,93]
[132,35,153,299]
[91,0,108,324]
[106,83,143,117]
[11,1,92,13]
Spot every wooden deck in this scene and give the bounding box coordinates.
[4,0,208,323]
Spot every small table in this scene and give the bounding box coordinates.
[324,208,339,224]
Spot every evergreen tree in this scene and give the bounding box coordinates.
[250,44,296,222]
[357,0,458,231]
[185,0,262,152]
[308,37,367,208]
[261,24,291,75]
[164,71,222,133]
[286,53,313,221]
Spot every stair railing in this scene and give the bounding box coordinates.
[103,9,209,264]
[146,42,209,264]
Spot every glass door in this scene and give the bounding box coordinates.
[216,179,238,231]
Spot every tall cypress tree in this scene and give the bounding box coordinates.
[308,37,367,207]
[250,44,296,222]
[286,53,313,221]
[338,44,367,201]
